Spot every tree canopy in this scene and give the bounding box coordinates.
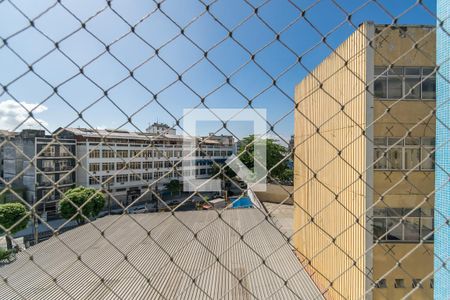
[238,135,290,181]
[0,203,29,249]
[164,179,182,195]
[59,187,105,225]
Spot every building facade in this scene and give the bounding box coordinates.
[294,23,435,299]
[61,127,232,208]
[0,125,234,218]
[2,129,77,219]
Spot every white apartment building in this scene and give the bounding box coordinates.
[59,126,234,207]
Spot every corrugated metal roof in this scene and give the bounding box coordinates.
[0,209,323,299]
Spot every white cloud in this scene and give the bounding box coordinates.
[0,100,48,131]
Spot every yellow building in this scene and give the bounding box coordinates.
[293,23,435,299]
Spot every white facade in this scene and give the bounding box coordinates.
[62,128,234,207]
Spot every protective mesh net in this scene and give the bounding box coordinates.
[0,0,448,299]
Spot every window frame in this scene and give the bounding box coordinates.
[372,208,434,243]
[374,66,436,100]
[373,137,435,171]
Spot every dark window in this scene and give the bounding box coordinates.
[374,78,387,98]
[394,279,405,288]
[403,218,420,241]
[404,67,420,75]
[376,279,387,288]
[422,77,436,99]
[404,78,421,99]
[386,218,403,241]
[412,279,423,289]
[388,77,402,98]
[373,218,386,240]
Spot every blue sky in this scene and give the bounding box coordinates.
[0,0,437,145]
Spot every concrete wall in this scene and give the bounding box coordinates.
[254,183,293,205]
[293,23,373,300]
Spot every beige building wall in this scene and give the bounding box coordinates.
[372,244,433,300]
[293,23,374,300]
[371,26,435,300]
[293,24,435,300]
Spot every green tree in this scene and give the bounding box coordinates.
[211,163,238,192]
[164,179,182,196]
[278,168,294,183]
[238,135,288,180]
[59,187,105,225]
[0,203,29,250]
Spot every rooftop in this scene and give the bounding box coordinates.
[0,209,323,299]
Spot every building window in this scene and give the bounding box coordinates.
[102,163,115,172]
[130,150,141,157]
[129,162,141,169]
[89,149,100,158]
[143,161,152,169]
[38,174,55,186]
[41,146,56,157]
[116,174,128,183]
[40,160,55,171]
[373,208,434,242]
[394,279,405,288]
[374,137,435,170]
[142,150,152,158]
[116,150,128,158]
[422,68,436,99]
[142,173,152,180]
[102,150,115,158]
[60,146,73,157]
[89,176,100,185]
[376,279,387,288]
[412,279,423,289]
[130,174,140,181]
[102,175,114,185]
[374,66,436,100]
[89,163,100,172]
[57,160,73,171]
[117,162,126,170]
